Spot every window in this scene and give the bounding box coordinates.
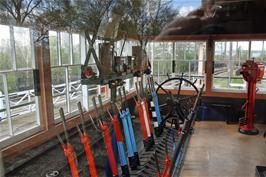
[213,41,266,92]
[150,42,172,83]
[0,25,40,145]
[149,41,206,88]
[49,31,82,119]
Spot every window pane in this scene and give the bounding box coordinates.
[88,87,99,107]
[11,103,37,135]
[100,85,109,101]
[238,42,250,60]
[7,71,38,135]
[72,34,80,64]
[175,60,189,74]
[60,32,70,65]
[251,41,263,58]
[49,31,58,66]
[150,42,206,87]
[52,67,67,119]
[159,60,172,75]
[263,41,266,61]
[152,60,159,75]
[14,27,32,69]
[152,42,172,60]
[69,66,82,112]
[0,25,12,71]
[257,78,266,93]
[213,41,247,91]
[175,42,186,60]
[250,41,266,93]
[7,71,34,93]
[0,76,9,140]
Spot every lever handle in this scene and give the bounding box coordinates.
[59,108,70,144]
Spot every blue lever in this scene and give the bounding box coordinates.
[120,111,134,157]
[117,141,127,166]
[152,91,162,124]
[124,108,137,153]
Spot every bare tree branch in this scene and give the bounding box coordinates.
[21,0,41,23]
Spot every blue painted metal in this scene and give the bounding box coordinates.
[120,111,134,157]
[124,108,138,153]
[171,134,191,177]
[117,141,127,166]
[152,91,162,124]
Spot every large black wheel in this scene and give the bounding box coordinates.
[155,77,199,127]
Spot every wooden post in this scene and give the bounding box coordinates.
[206,37,214,94]
[37,39,54,129]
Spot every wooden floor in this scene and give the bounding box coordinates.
[180,121,266,177]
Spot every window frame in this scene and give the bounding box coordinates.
[0,25,41,148]
[212,40,266,93]
[149,41,207,89]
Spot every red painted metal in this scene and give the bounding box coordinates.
[239,60,264,134]
[80,133,98,177]
[136,101,148,140]
[161,153,171,177]
[62,144,80,177]
[112,115,123,142]
[100,122,119,176]
[144,99,153,135]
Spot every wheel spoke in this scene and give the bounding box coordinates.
[155,81,169,94]
[155,77,199,129]
[159,103,168,108]
[177,74,184,97]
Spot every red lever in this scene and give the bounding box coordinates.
[137,101,148,139]
[144,99,153,134]
[63,144,80,177]
[161,154,171,177]
[178,128,181,137]
[80,133,98,177]
[100,122,119,176]
[112,115,123,141]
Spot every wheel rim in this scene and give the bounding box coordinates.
[155,77,199,126]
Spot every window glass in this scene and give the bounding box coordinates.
[49,31,58,66]
[88,86,99,107]
[0,25,12,71]
[72,34,81,64]
[52,67,67,119]
[149,41,206,88]
[100,85,109,101]
[213,41,266,92]
[60,32,70,65]
[0,25,39,146]
[14,27,32,69]
[69,66,82,112]
[7,71,38,135]
[0,75,9,140]
[213,41,246,91]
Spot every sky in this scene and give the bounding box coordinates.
[172,0,202,16]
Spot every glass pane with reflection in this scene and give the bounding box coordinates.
[14,27,32,69]
[52,67,67,119]
[0,75,9,140]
